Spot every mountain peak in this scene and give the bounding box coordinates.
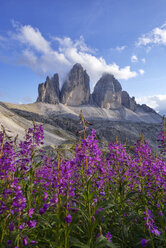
[92,72,122,109]
[60,63,90,106]
[36,63,159,117]
[72,63,83,70]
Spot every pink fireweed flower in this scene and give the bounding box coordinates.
[28,208,34,218]
[27,220,36,228]
[144,210,161,236]
[105,232,112,242]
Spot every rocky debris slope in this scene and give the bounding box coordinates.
[0,102,162,152]
[3,101,161,124]
[0,102,76,147]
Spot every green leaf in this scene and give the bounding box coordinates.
[94,235,119,248]
[71,237,90,248]
[124,191,141,201]
[94,235,118,248]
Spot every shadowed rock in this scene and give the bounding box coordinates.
[92,73,122,109]
[121,91,136,111]
[37,74,60,104]
[60,63,90,106]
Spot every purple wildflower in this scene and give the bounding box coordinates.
[28,208,34,218]
[65,214,72,223]
[141,239,149,247]
[27,220,36,228]
[105,232,112,242]
[9,222,14,231]
[23,237,28,246]
[7,240,12,246]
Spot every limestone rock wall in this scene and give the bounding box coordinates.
[37,74,60,104]
[121,91,136,111]
[92,74,122,109]
[60,63,90,106]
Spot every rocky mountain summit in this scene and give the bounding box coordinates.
[92,73,122,109]
[36,63,158,117]
[60,63,90,106]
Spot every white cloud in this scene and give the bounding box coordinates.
[142,58,146,63]
[136,95,166,114]
[7,22,138,87]
[131,55,138,63]
[136,22,166,47]
[115,45,126,52]
[139,69,145,75]
[11,22,51,54]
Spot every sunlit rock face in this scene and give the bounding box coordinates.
[37,74,60,104]
[60,63,90,106]
[92,73,122,109]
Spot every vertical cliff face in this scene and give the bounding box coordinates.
[37,74,60,104]
[92,74,122,109]
[60,63,90,106]
[121,91,136,111]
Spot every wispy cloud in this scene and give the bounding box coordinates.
[3,22,138,87]
[141,58,146,63]
[131,55,138,63]
[136,95,166,114]
[115,45,126,52]
[136,22,166,47]
[139,69,144,75]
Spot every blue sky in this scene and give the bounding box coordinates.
[1,0,166,114]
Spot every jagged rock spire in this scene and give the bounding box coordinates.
[37,74,60,104]
[60,63,90,106]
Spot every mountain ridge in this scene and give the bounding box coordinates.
[36,63,159,119]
